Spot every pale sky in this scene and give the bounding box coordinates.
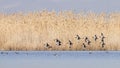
[0,0,120,13]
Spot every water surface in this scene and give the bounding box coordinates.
[0,51,120,68]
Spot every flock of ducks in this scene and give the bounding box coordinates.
[44,33,106,50]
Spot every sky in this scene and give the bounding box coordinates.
[0,0,120,13]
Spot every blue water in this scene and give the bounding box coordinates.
[0,0,120,13]
[0,51,120,68]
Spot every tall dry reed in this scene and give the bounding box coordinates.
[0,10,120,51]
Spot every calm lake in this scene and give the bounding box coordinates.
[0,51,120,68]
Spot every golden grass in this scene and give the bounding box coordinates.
[0,10,120,51]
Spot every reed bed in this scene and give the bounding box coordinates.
[0,10,120,51]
